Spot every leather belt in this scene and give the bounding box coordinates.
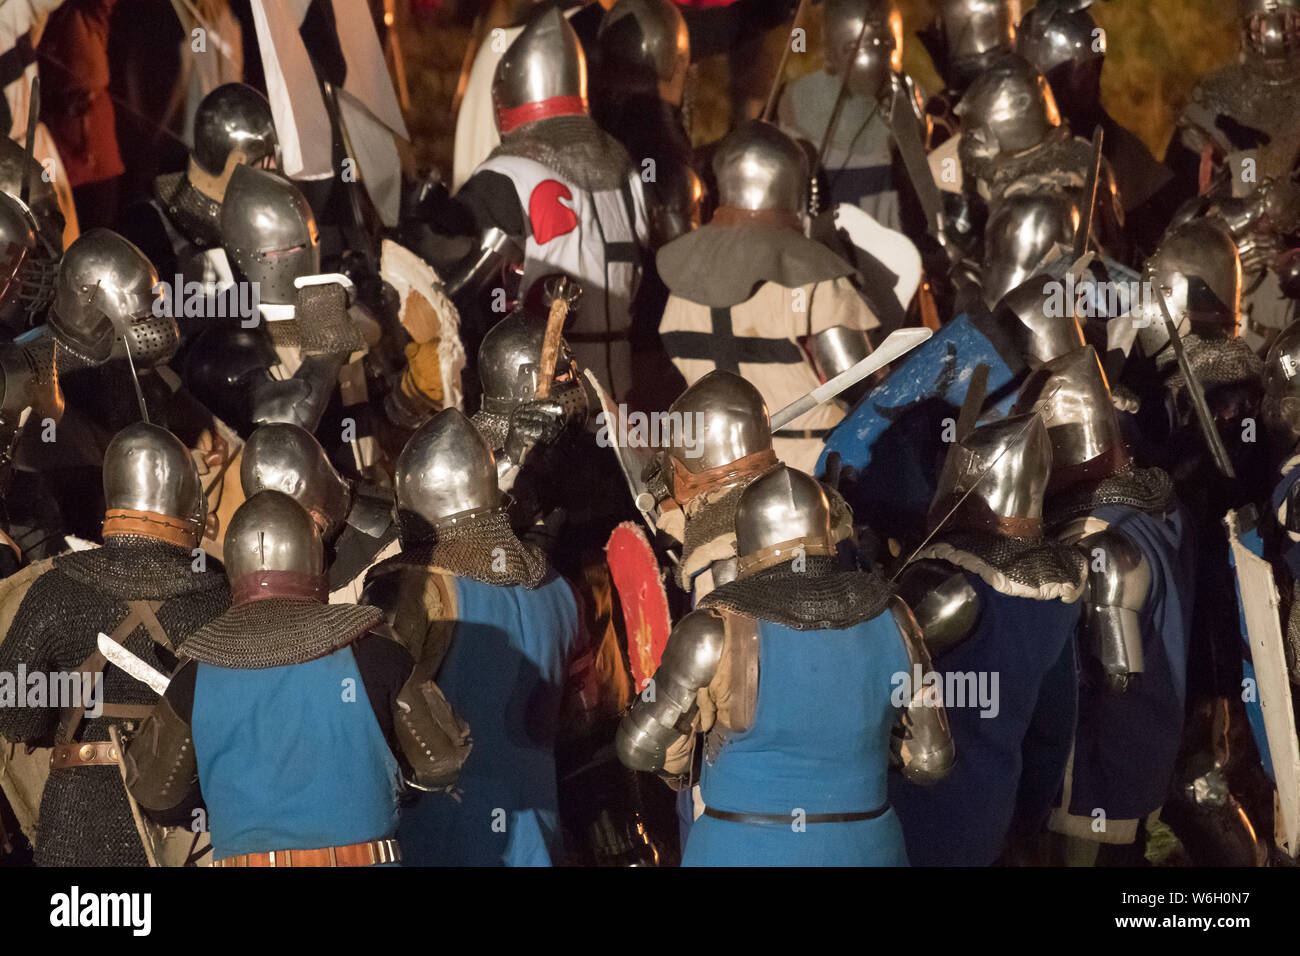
[50,741,120,769]
[703,804,890,825]
[213,838,401,868]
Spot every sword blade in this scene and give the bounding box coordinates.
[97,632,170,696]
[584,369,661,534]
[771,327,932,430]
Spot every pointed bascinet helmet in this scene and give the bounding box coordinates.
[193,82,280,176]
[220,165,320,306]
[712,120,808,216]
[930,413,1052,534]
[493,2,588,134]
[667,369,772,475]
[734,465,836,577]
[597,0,690,105]
[223,489,325,591]
[102,421,206,546]
[240,422,352,541]
[823,0,904,100]
[396,407,502,537]
[48,228,175,367]
[1012,345,1128,485]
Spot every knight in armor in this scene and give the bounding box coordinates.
[654,371,780,603]
[470,306,588,491]
[239,422,400,605]
[1016,0,1173,252]
[1014,346,1195,865]
[184,165,367,440]
[1167,0,1300,349]
[117,83,279,303]
[618,464,953,865]
[890,414,1088,865]
[0,422,229,866]
[1132,220,1264,496]
[777,0,929,232]
[657,120,879,472]
[361,408,589,866]
[592,0,701,248]
[590,0,704,410]
[6,228,188,553]
[467,306,592,541]
[956,53,1125,308]
[432,3,649,406]
[124,489,468,867]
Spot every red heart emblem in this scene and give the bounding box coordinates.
[529,180,578,245]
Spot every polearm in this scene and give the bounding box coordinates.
[20,76,39,207]
[1072,126,1105,263]
[1149,267,1237,479]
[760,0,814,122]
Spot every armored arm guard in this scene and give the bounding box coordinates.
[252,281,362,433]
[889,596,955,784]
[123,696,199,813]
[393,670,472,791]
[251,351,346,434]
[897,559,981,657]
[1077,528,1151,695]
[809,326,872,383]
[444,227,522,299]
[615,608,726,774]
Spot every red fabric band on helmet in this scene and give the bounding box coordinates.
[496,96,587,134]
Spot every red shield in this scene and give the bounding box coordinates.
[606,522,673,692]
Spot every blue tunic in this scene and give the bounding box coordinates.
[683,611,912,867]
[397,572,580,866]
[889,577,1080,865]
[1057,504,1194,825]
[191,646,401,861]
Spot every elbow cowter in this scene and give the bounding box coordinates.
[615,608,726,773]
